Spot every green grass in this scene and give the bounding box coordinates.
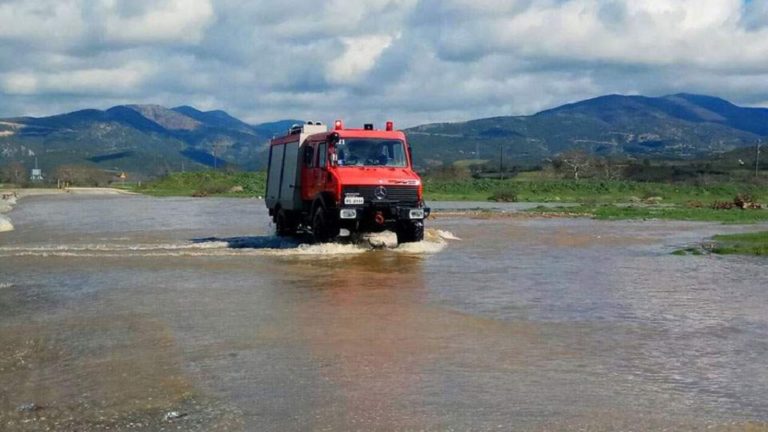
[422,178,767,204]
[709,231,768,255]
[135,172,768,224]
[528,204,768,224]
[134,171,266,197]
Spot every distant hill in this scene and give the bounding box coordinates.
[406,93,768,167]
[0,104,300,179]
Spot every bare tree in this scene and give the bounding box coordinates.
[557,150,592,180]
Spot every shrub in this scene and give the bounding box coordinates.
[489,186,518,202]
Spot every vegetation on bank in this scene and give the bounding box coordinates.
[135,170,767,203]
[528,204,768,224]
[128,168,768,224]
[132,171,266,197]
[423,177,768,204]
[709,231,768,255]
[674,231,768,256]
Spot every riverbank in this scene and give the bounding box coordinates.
[12,172,768,224]
[709,231,768,255]
[526,203,768,224]
[136,171,768,204]
[161,172,768,223]
[673,230,768,256]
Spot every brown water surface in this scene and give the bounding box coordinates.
[1,195,767,431]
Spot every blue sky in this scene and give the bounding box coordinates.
[1,0,767,126]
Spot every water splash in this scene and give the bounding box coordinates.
[0,229,460,258]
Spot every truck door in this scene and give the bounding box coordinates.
[301,143,316,201]
[316,142,328,193]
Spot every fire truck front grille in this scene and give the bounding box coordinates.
[343,185,419,203]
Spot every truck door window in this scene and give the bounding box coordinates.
[303,145,315,167]
[318,143,327,168]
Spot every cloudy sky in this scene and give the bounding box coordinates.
[1,0,767,126]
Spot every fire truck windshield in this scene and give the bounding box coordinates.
[334,138,407,167]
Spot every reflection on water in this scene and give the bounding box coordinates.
[1,195,768,431]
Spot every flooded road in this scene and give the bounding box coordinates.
[1,194,767,431]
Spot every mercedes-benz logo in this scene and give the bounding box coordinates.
[374,186,387,200]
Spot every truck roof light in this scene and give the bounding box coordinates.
[364,123,374,130]
[386,121,394,131]
[334,120,343,130]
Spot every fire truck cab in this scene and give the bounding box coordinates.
[265,120,429,243]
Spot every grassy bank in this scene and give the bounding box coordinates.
[425,177,768,223]
[423,177,767,204]
[709,231,768,255]
[529,204,768,224]
[134,171,266,197]
[675,231,768,256]
[136,171,768,223]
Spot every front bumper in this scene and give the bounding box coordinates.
[338,203,431,221]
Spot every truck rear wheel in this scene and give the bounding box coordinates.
[275,208,297,237]
[312,207,339,243]
[396,220,424,244]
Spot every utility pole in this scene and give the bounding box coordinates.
[499,142,504,180]
[180,143,185,173]
[756,140,762,178]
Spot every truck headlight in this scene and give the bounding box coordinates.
[408,209,425,219]
[339,209,357,219]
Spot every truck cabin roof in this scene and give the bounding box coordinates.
[269,126,406,147]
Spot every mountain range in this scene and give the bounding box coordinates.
[406,93,768,167]
[1,93,766,179]
[0,104,299,178]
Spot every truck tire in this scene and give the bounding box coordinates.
[396,220,424,244]
[275,208,297,237]
[312,207,339,243]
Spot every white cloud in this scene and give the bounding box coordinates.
[0,0,767,125]
[1,74,38,95]
[99,0,214,44]
[2,63,154,96]
[0,0,86,45]
[326,34,397,84]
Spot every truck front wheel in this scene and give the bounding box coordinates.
[396,220,424,244]
[312,207,339,243]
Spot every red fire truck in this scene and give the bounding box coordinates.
[265,120,429,243]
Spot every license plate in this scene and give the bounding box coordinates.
[344,196,364,205]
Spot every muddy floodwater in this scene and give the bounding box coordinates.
[1,195,768,431]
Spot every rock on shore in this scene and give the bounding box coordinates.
[0,215,12,232]
[1,194,17,232]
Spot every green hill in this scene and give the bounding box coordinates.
[406,93,767,168]
[0,105,300,181]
